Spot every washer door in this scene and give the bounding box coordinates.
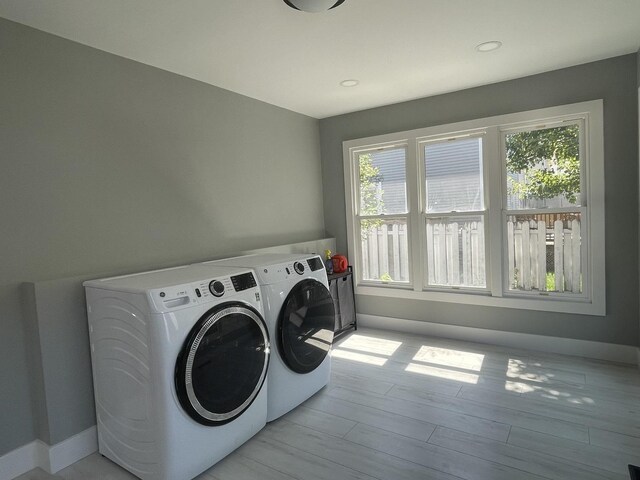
[278,279,335,374]
[175,302,269,426]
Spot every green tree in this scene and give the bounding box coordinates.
[506,125,580,203]
[359,153,384,235]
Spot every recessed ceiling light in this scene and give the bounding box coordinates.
[340,79,359,87]
[476,41,502,52]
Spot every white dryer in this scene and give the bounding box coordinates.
[84,264,269,480]
[204,253,335,422]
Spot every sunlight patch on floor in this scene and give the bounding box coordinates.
[338,335,402,356]
[519,383,597,406]
[507,359,554,383]
[405,362,479,384]
[332,348,388,366]
[413,346,485,371]
[504,381,525,393]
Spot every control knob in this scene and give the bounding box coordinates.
[293,261,305,275]
[209,280,225,297]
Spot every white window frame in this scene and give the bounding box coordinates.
[351,142,412,286]
[343,100,605,316]
[418,131,490,292]
[500,118,589,302]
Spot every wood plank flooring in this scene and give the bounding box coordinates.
[15,328,640,480]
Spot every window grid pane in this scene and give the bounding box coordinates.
[360,218,410,283]
[425,216,486,288]
[425,137,484,213]
[506,212,582,294]
[358,148,407,216]
[505,124,581,210]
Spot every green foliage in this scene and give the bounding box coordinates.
[506,125,580,203]
[359,154,383,215]
[359,154,384,235]
[546,272,556,292]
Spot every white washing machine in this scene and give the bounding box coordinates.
[203,253,335,422]
[84,264,269,480]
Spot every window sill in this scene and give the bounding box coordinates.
[355,284,605,316]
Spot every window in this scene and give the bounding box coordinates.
[354,146,410,283]
[422,136,487,289]
[343,101,605,315]
[503,122,585,296]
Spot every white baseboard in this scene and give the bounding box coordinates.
[0,441,39,480]
[44,426,97,474]
[357,314,639,365]
[0,426,97,480]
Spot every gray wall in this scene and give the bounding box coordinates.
[320,54,639,346]
[0,18,325,456]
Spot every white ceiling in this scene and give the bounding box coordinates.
[1,0,639,118]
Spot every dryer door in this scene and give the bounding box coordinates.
[278,279,335,374]
[175,302,269,426]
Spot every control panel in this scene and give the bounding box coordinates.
[149,271,258,311]
[254,256,325,284]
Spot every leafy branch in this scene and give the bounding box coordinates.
[506,125,580,203]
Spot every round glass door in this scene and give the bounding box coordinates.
[278,279,335,373]
[175,303,269,426]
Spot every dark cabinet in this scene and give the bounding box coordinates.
[328,266,357,338]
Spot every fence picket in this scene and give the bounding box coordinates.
[554,220,564,292]
[380,224,389,279]
[426,222,434,285]
[528,220,537,289]
[462,224,471,285]
[514,223,523,288]
[537,220,546,291]
[470,222,479,285]
[522,221,531,290]
[362,230,369,280]
[445,223,454,284]
[436,223,447,285]
[399,224,408,281]
[507,220,515,289]
[391,224,400,281]
[451,222,460,285]
[564,229,573,292]
[477,221,485,287]
[369,227,379,279]
[571,219,581,293]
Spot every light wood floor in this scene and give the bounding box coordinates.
[16,327,640,480]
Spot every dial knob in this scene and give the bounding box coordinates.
[293,261,305,275]
[209,280,225,297]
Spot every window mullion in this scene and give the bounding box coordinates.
[406,137,422,291]
[486,126,503,297]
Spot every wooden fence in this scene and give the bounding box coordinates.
[508,218,581,292]
[361,218,582,292]
[426,221,485,287]
[361,223,409,281]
